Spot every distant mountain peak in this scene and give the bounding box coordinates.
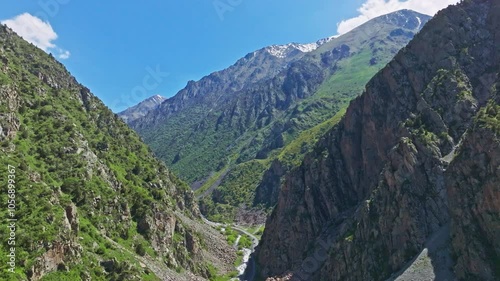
[150,94,166,103]
[118,94,166,123]
[261,9,429,60]
[382,9,432,30]
[138,94,166,106]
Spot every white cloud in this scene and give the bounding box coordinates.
[57,49,71,59]
[337,0,461,35]
[1,13,70,59]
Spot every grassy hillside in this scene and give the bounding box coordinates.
[0,25,235,280]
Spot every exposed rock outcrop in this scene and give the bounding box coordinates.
[28,241,83,281]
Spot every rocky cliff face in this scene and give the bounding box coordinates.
[447,99,500,280]
[257,0,500,280]
[0,25,235,280]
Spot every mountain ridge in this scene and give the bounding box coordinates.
[125,9,432,223]
[124,9,431,124]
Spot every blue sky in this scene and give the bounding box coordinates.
[0,0,458,112]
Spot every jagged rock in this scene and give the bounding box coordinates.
[137,207,177,254]
[64,203,79,233]
[0,86,20,142]
[28,241,82,281]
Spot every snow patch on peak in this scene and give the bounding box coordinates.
[416,16,422,29]
[316,36,336,45]
[147,95,166,104]
[265,36,336,58]
[265,45,293,58]
[294,43,319,53]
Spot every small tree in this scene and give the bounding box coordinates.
[135,243,146,257]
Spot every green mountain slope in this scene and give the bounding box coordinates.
[129,40,336,182]
[188,10,430,222]
[0,25,235,281]
[128,10,431,223]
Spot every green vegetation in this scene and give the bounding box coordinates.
[0,26,223,280]
[223,227,240,245]
[278,108,346,168]
[216,225,254,250]
[476,100,500,134]
[217,160,269,205]
[238,235,253,249]
[314,49,383,100]
[254,226,265,239]
[206,263,238,281]
[238,224,265,240]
